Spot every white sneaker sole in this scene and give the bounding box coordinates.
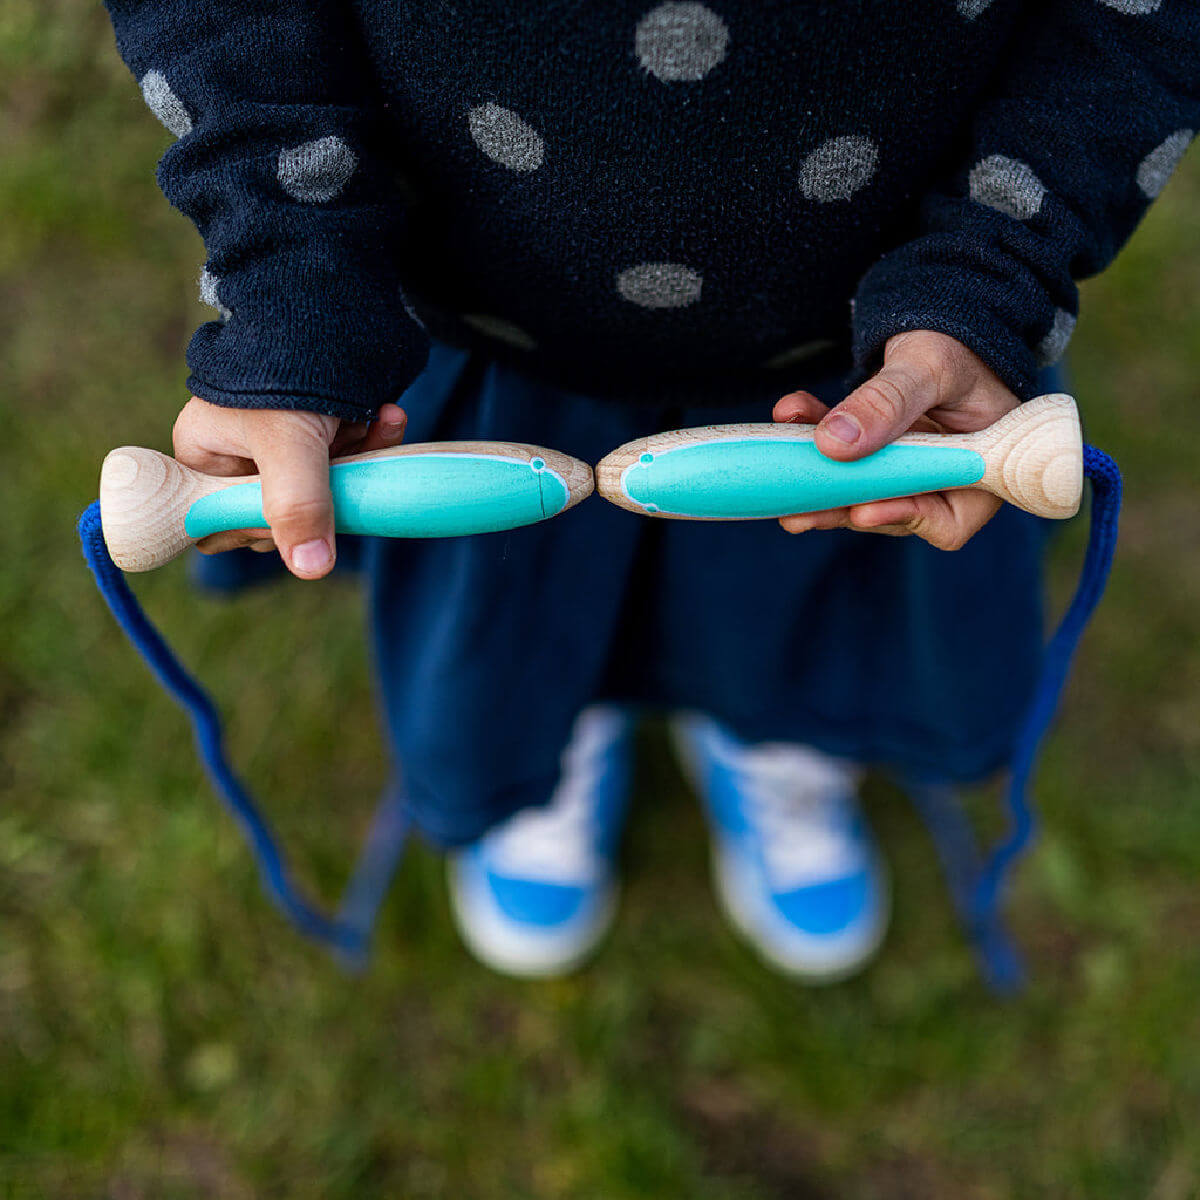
[447,856,617,980]
[711,842,889,984]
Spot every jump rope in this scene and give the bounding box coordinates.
[78,394,1121,991]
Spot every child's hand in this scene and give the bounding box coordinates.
[172,396,408,579]
[772,331,1020,551]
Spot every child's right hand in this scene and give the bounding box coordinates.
[172,396,408,580]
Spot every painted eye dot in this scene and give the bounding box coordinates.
[530,458,545,471]
[640,453,655,464]
[644,503,660,513]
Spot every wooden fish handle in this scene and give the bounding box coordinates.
[99,441,594,572]
[596,394,1083,522]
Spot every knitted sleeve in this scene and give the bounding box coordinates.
[851,1,1200,400]
[104,1,429,421]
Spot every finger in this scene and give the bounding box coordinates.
[842,499,918,538]
[901,413,946,435]
[329,419,370,456]
[194,524,274,555]
[249,539,276,553]
[912,489,1001,551]
[249,419,337,580]
[173,398,255,476]
[355,403,409,455]
[196,530,256,555]
[779,506,852,534]
[932,388,1020,433]
[854,489,1001,551]
[772,391,830,425]
[846,497,922,530]
[815,356,942,461]
[888,332,1018,434]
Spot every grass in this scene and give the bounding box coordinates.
[3,6,1200,1197]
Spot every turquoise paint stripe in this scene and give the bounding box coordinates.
[184,453,570,541]
[621,438,985,518]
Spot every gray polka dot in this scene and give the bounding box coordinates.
[798,136,879,203]
[968,154,1046,220]
[198,268,231,322]
[635,3,729,82]
[468,104,545,172]
[140,70,192,138]
[277,136,357,203]
[1036,308,1076,367]
[1098,0,1161,11]
[956,0,995,15]
[616,262,703,309]
[763,340,836,369]
[1136,129,1193,199]
[462,313,537,350]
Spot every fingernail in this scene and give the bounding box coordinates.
[783,518,812,534]
[822,414,861,446]
[291,539,331,575]
[382,417,405,434]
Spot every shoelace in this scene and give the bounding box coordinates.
[734,751,865,889]
[77,446,1120,989]
[486,776,603,883]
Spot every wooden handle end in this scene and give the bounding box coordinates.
[977,394,1083,519]
[100,446,204,572]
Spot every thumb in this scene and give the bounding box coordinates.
[815,347,942,462]
[252,417,337,580]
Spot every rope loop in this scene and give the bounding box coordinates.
[930,446,1122,991]
[78,501,408,966]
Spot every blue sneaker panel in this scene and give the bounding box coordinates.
[483,867,589,928]
[772,870,874,938]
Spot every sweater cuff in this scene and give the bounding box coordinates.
[851,235,1067,402]
[184,375,386,423]
[184,242,429,421]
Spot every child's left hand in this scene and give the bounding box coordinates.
[772,331,1020,550]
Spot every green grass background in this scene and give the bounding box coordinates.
[3,7,1200,1197]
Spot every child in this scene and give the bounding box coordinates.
[103,1,1197,979]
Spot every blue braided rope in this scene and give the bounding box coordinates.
[77,501,408,966]
[911,446,1122,992]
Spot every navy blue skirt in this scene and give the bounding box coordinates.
[198,345,1056,844]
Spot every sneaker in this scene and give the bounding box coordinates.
[447,706,632,978]
[673,714,888,982]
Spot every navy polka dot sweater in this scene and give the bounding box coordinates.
[104,1,1200,419]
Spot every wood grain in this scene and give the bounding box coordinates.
[595,393,1082,521]
[100,441,595,573]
